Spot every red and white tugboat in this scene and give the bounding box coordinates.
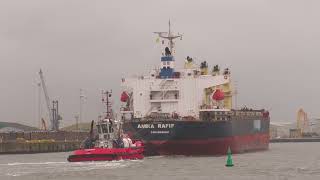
[68,90,144,162]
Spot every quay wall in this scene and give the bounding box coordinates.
[0,131,88,142]
[0,141,81,154]
[270,138,320,143]
[0,131,88,154]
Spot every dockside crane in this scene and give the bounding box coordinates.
[39,69,61,131]
[41,118,48,131]
[297,108,309,136]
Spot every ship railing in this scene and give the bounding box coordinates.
[120,107,133,113]
[200,109,267,122]
[199,104,230,111]
[146,112,172,119]
[149,99,179,103]
[150,81,178,91]
[233,110,264,117]
[150,86,179,91]
[149,92,179,102]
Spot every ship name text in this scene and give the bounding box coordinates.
[137,124,175,129]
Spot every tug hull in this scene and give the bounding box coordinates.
[67,147,144,162]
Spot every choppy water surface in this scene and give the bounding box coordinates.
[0,143,320,180]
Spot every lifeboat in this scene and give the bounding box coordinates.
[68,90,144,162]
[120,91,129,102]
[212,89,225,101]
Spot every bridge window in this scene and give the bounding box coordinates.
[97,125,102,133]
[101,124,108,133]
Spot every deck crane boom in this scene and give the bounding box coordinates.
[39,69,60,131]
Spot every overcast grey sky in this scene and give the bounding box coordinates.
[0,0,319,127]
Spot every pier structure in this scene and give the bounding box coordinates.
[0,131,88,154]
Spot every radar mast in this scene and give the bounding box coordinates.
[154,20,182,54]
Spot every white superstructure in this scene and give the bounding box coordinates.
[120,22,233,120]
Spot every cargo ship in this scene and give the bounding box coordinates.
[120,22,270,156]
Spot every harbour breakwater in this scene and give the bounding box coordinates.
[270,138,320,143]
[0,131,88,154]
[0,141,81,154]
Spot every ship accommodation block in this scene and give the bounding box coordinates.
[121,71,232,120]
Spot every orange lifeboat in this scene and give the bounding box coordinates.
[212,89,225,101]
[121,91,129,102]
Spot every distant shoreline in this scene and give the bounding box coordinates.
[270,138,320,143]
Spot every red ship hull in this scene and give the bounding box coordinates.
[67,147,144,162]
[123,116,270,156]
[145,133,269,155]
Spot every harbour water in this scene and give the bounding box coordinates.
[0,143,320,180]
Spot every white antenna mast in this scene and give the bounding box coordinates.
[154,20,182,54]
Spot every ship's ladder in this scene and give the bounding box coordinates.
[146,106,156,116]
[159,79,169,89]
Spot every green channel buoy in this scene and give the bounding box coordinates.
[225,146,234,167]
